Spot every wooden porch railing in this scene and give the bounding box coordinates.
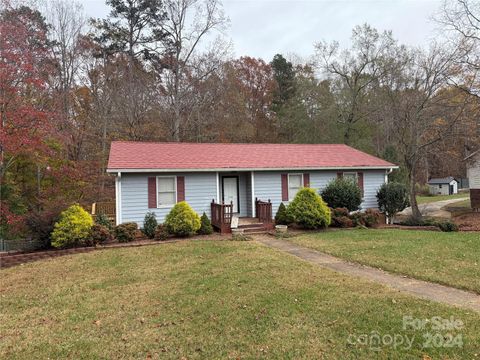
[255,198,273,227]
[91,202,116,225]
[211,200,233,234]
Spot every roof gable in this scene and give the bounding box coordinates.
[107,141,396,172]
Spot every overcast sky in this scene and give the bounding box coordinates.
[81,0,441,61]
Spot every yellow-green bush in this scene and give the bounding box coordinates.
[164,201,201,236]
[51,204,93,248]
[287,188,331,229]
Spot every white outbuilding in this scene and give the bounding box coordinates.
[427,177,458,195]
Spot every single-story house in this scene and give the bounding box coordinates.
[464,150,480,210]
[427,177,458,195]
[107,142,397,232]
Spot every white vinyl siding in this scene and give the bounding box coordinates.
[254,170,386,214]
[121,172,217,226]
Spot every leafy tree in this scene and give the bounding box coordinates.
[270,54,296,108]
[321,178,362,211]
[89,0,167,61]
[376,182,409,224]
[0,5,53,237]
[287,188,331,229]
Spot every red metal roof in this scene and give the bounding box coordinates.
[107,141,396,171]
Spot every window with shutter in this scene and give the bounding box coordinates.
[157,176,177,207]
[288,174,303,201]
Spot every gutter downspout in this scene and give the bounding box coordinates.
[115,172,122,225]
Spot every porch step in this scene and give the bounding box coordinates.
[242,226,269,233]
[238,223,264,229]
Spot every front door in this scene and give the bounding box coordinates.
[223,177,239,213]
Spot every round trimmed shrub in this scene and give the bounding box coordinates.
[51,204,93,248]
[287,188,331,229]
[198,212,213,235]
[143,211,158,239]
[114,222,138,242]
[86,224,113,246]
[376,182,409,223]
[321,178,362,211]
[164,201,201,236]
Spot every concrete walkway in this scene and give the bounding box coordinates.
[399,197,468,219]
[255,236,480,313]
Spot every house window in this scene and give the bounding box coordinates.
[439,184,442,189]
[288,174,303,201]
[157,176,176,207]
[343,172,358,182]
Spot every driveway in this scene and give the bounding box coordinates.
[399,197,468,219]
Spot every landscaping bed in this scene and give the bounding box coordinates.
[1,240,479,359]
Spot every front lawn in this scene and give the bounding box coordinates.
[289,229,480,293]
[417,193,469,204]
[1,241,479,358]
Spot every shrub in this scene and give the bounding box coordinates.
[321,178,362,211]
[51,204,94,248]
[25,208,62,249]
[415,183,431,196]
[198,212,213,235]
[86,224,113,246]
[334,215,355,228]
[142,211,158,239]
[377,182,410,223]
[164,201,201,236]
[437,221,459,232]
[330,208,353,228]
[95,212,113,231]
[363,209,382,228]
[275,202,292,225]
[154,224,169,240]
[287,188,331,229]
[114,222,138,242]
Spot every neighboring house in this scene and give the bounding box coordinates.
[464,150,480,210]
[107,142,397,231]
[427,177,458,195]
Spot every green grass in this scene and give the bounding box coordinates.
[1,241,480,358]
[289,229,480,294]
[416,193,468,204]
[445,199,471,209]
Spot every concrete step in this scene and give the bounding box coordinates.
[243,227,269,233]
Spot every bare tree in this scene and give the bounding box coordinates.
[43,0,86,133]
[438,0,480,96]
[380,43,469,219]
[315,24,396,145]
[159,0,230,141]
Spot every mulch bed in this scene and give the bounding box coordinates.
[452,212,480,231]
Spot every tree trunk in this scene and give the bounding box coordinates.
[408,165,422,220]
